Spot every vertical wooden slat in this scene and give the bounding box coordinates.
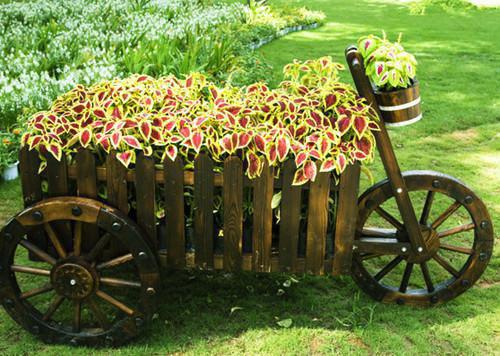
[164,156,185,269]
[46,154,72,251]
[252,162,274,272]
[305,169,331,275]
[136,152,157,249]
[75,149,99,252]
[332,163,361,276]
[223,156,243,271]
[279,160,302,272]
[194,153,214,269]
[19,147,46,254]
[106,152,128,213]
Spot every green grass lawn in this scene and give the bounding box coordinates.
[0,0,499,354]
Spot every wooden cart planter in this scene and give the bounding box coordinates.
[0,46,494,347]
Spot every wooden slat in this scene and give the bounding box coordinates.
[46,154,72,251]
[135,152,157,249]
[332,163,361,276]
[278,160,302,272]
[19,147,47,255]
[305,169,331,274]
[75,149,99,252]
[106,153,128,213]
[194,153,214,269]
[223,156,243,271]
[164,156,185,269]
[252,162,274,272]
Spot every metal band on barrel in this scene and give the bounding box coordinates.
[379,97,421,112]
[385,113,423,127]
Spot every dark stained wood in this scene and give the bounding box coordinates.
[163,156,185,269]
[106,153,128,213]
[252,162,274,272]
[374,81,421,126]
[194,153,214,269]
[19,147,47,255]
[332,163,361,276]
[305,168,330,274]
[135,152,157,249]
[75,149,99,252]
[345,47,427,254]
[278,160,302,272]
[223,156,243,271]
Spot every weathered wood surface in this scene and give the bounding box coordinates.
[163,157,185,269]
[278,160,302,272]
[252,162,274,272]
[305,169,331,275]
[223,156,243,271]
[136,152,157,249]
[194,153,214,269]
[332,163,361,276]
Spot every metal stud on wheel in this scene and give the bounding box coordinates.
[0,197,160,346]
[352,171,494,306]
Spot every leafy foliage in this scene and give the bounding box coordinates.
[358,33,417,91]
[22,57,379,185]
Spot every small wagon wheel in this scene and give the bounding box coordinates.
[352,171,494,306]
[0,197,160,346]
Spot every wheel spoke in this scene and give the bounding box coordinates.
[73,221,83,257]
[399,262,414,293]
[438,223,475,238]
[97,253,134,270]
[95,290,135,316]
[440,243,474,255]
[87,298,110,330]
[420,262,435,292]
[20,284,53,299]
[73,301,81,333]
[44,222,67,259]
[42,295,65,321]
[374,207,403,230]
[432,254,460,278]
[100,277,141,289]
[420,191,435,224]
[19,239,57,265]
[431,201,461,230]
[11,265,50,276]
[373,255,404,281]
[86,233,112,262]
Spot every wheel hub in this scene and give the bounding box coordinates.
[51,262,97,300]
[406,225,440,263]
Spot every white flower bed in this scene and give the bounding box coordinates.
[0,0,246,124]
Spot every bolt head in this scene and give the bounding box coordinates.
[396,188,403,194]
[111,221,122,231]
[401,247,407,253]
[70,279,76,286]
[146,287,156,296]
[464,196,473,204]
[4,298,14,308]
[4,232,12,241]
[32,325,40,335]
[396,298,405,305]
[135,317,144,327]
[479,252,488,261]
[430,295,439,304]
[71,206,82,216]
[417,247,423,253]
[432,180,440,188]
[461,279,470,287]
[138,251,147,260]
[105,335,114,346]
[480,221,489,229]
[70,338,78,346]
[32,211,43,221]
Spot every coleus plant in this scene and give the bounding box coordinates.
[358,33,417,91]
[21,57,379,186]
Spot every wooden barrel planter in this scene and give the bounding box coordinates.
[374,80,422,127]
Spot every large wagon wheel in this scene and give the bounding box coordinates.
[0,197,160,346]
[352,171,494,306]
